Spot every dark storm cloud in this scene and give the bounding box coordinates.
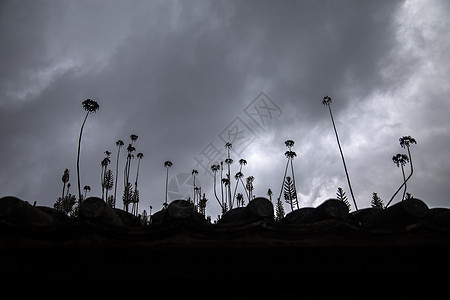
[1,0,449,216]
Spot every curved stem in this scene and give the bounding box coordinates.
[401,165,407,201]
[77,112,89,203]
[386,147,414,208]
[213,172,222,209]
[113,146,121,208]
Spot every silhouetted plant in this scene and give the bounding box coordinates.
[55,169,77,216]
[220,161,225,211]
[405,192,414,200]
[83,185,91,199]
[54,194,77,216]
[141,210,148,226]
[101,152,111,200]
[192,169,198,206]
[322,96,357,211]
[123,136,137,212]
[123,182,133,211]
[77,98,100,202]
[211,164,223,210]
[198,193,207,216]
[246,175,255,200]
[283,176,298,211]
[386,136,417,208]
[392,153,409,201]
[275,197,285,222]
[164,160,173,206]
[233,171,246,204]
[103,170,114,204]
[336,187,350,212]
[236,192,245,207]
[371,192,384,209]
[132,152,144,215]
[224,142,233,209]
[61,169,70,199]
[278,140,299,210]
[106,195,114,208]
[131,189,139,215]
[114,139,124,208]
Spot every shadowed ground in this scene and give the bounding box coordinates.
[1,196,449,298]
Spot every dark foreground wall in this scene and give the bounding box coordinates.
[1,196,449,298]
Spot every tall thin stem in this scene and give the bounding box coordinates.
[113,145,121,208]
[77,112,89,203]
[165,167,169,206]
[401,165,407,201]
[213,171,222,208]
[328,105,358,211]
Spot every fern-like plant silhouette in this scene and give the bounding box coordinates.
[371,192,384,209]
[275,197,285,222]
[336,187,350,211]
[283,176,298,211]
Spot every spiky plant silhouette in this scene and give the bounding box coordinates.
[283,176,298,211]
[392,153,409,201]
[55,169,77,216]
[221,177,230,209]
[275,197,285,222]
[123,137,137,211]
[103,170,114,205]
[278,140,298,210]
[246,175,255,201]
[322,96,357,211]
[100,152,111,200]
[163,160,173,207]
[191,169,198,206]
[132,152,144,215]
[61,168,69,199]
[233,171,245,204]
[198,193,207,216]
[77,98,99,202]
[386,136,417,208]
[113,139,124,208]
[336,187,350,212]
[371,192,384,209]
[236,192,245,207]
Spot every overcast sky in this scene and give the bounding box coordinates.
[1,0,449,218]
